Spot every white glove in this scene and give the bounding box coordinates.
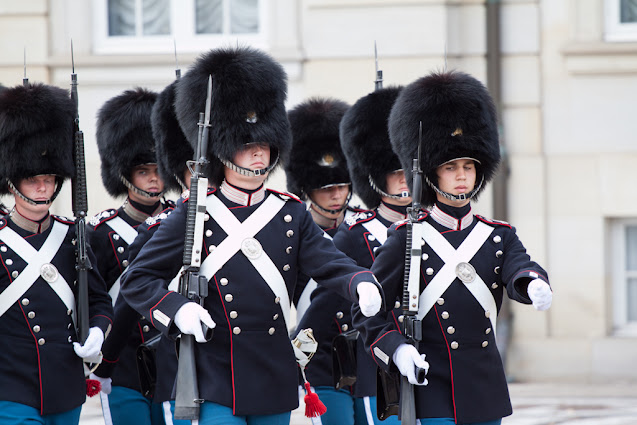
[528,278,552,311]
[356,281,382,317]
[392,343,429,386]
[174,302,216,343]
[73,327,104,359]
[90,373,112,395]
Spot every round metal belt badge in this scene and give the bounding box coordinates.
[40,263,59,283]
[241,237,263,260]
[455,262,476,283]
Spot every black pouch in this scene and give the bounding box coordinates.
[376,367,400,420]
[136,334,161,398]
[331,329,360,389]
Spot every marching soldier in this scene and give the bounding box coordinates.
[89,87,173,425]
[120,46,384,425]
[353,71,553,425]
[0,82,113,424]
[284,97,359,320]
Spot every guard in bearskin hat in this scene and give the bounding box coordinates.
[87,87,173,425]
[291,86,411,425]
[0,82,112,424]
[353,71,553,425]
[91,81,192,425]
[119,46,383,425]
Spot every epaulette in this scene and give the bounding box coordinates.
[268,189,302,203]
[144,207,174,227]
[52,215,75,225]
[181,187,216,203]
[88,209,118,228]
[476,215,511,228]
[345,210,375,228]
[394,210,429,230]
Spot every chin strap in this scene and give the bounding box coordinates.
[368,175,410,200]
[120,175,164,198]
[7,179,63,206]
[310,190,352,215]
[218,151,280,178]
[425,174,484,202]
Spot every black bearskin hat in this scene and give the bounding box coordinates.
[340,86,403,208]
[285,97,351,199]
[389,71,500,207]
[96,87,158,197]
[151,81,193,193]
[0,83,75,195]
[175,46,290,187]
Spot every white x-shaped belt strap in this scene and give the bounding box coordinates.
[0,221,76,324]
[106,217,139,305]
[199,195,290,328]
[362,218,388,245]
[416,221,498,336]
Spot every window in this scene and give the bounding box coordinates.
[605,0,637,42]
[93,0,266,55]
[611,218,637,336]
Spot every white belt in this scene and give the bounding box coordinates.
[105,217,138,245]
[417,221,498,335]
[200,195,290,328]
[362,218,388,245]
[0,221,76,324]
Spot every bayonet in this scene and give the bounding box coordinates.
[174,39,181,80]
[374,41,383,91]
[23,48,28,86]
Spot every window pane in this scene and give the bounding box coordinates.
[231,0,259,34]
[108,0,136,36]
[143,0,171,35]
[621,0,637,23]
[196,0,223,34]
[626,225,637,270]
[628,278,637,321]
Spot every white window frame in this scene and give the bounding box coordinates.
[604,0,637,42]
[611,218,637,336]
[92,0,268,55]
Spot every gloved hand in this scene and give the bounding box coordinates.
[356,281,382,317]
[89,373,112,395]
[73,327,104,359]
[174,302,216,343]
[527,279,552,311]
[392,343,429,386]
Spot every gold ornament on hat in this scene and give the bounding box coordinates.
[318,153,337,167]
[246,111,258,124]
[451,128,463,137]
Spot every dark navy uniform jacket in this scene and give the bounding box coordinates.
[353,202,550,424]
[120,183,380,416]
[88,200,172,392]
[298,204,405,397]
[0,214,113,415]
[94,205,176,400]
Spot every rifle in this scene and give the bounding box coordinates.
[173,75,214,420]
[23,47,28,86]
[399,122,426,424]
[70,41,91,344]
[374,41,383,91]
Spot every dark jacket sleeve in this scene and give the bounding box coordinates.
[86,244,114,334]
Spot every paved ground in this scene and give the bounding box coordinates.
[79,382,637,424]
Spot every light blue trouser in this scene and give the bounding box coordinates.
[166,400,291,425]
[100,386,165,425]
[312,386,401,425]
[0,400,82,425]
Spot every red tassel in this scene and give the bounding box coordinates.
[303,382,326,418]
[86,379,101,397]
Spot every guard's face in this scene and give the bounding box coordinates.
[225,143,271,188]
[310,184,350,220]
[129,163,164,205]
[384,169,412,206]
[12,174,56,218]
[435,158,476,207]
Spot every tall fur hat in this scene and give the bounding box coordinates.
[340,86,403,208]
[0,83,75,195]
[151,81,193,193]
[389,70,500,207]
[285,97,351,199]
[175,46,291,187]
[96,87,159,197]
